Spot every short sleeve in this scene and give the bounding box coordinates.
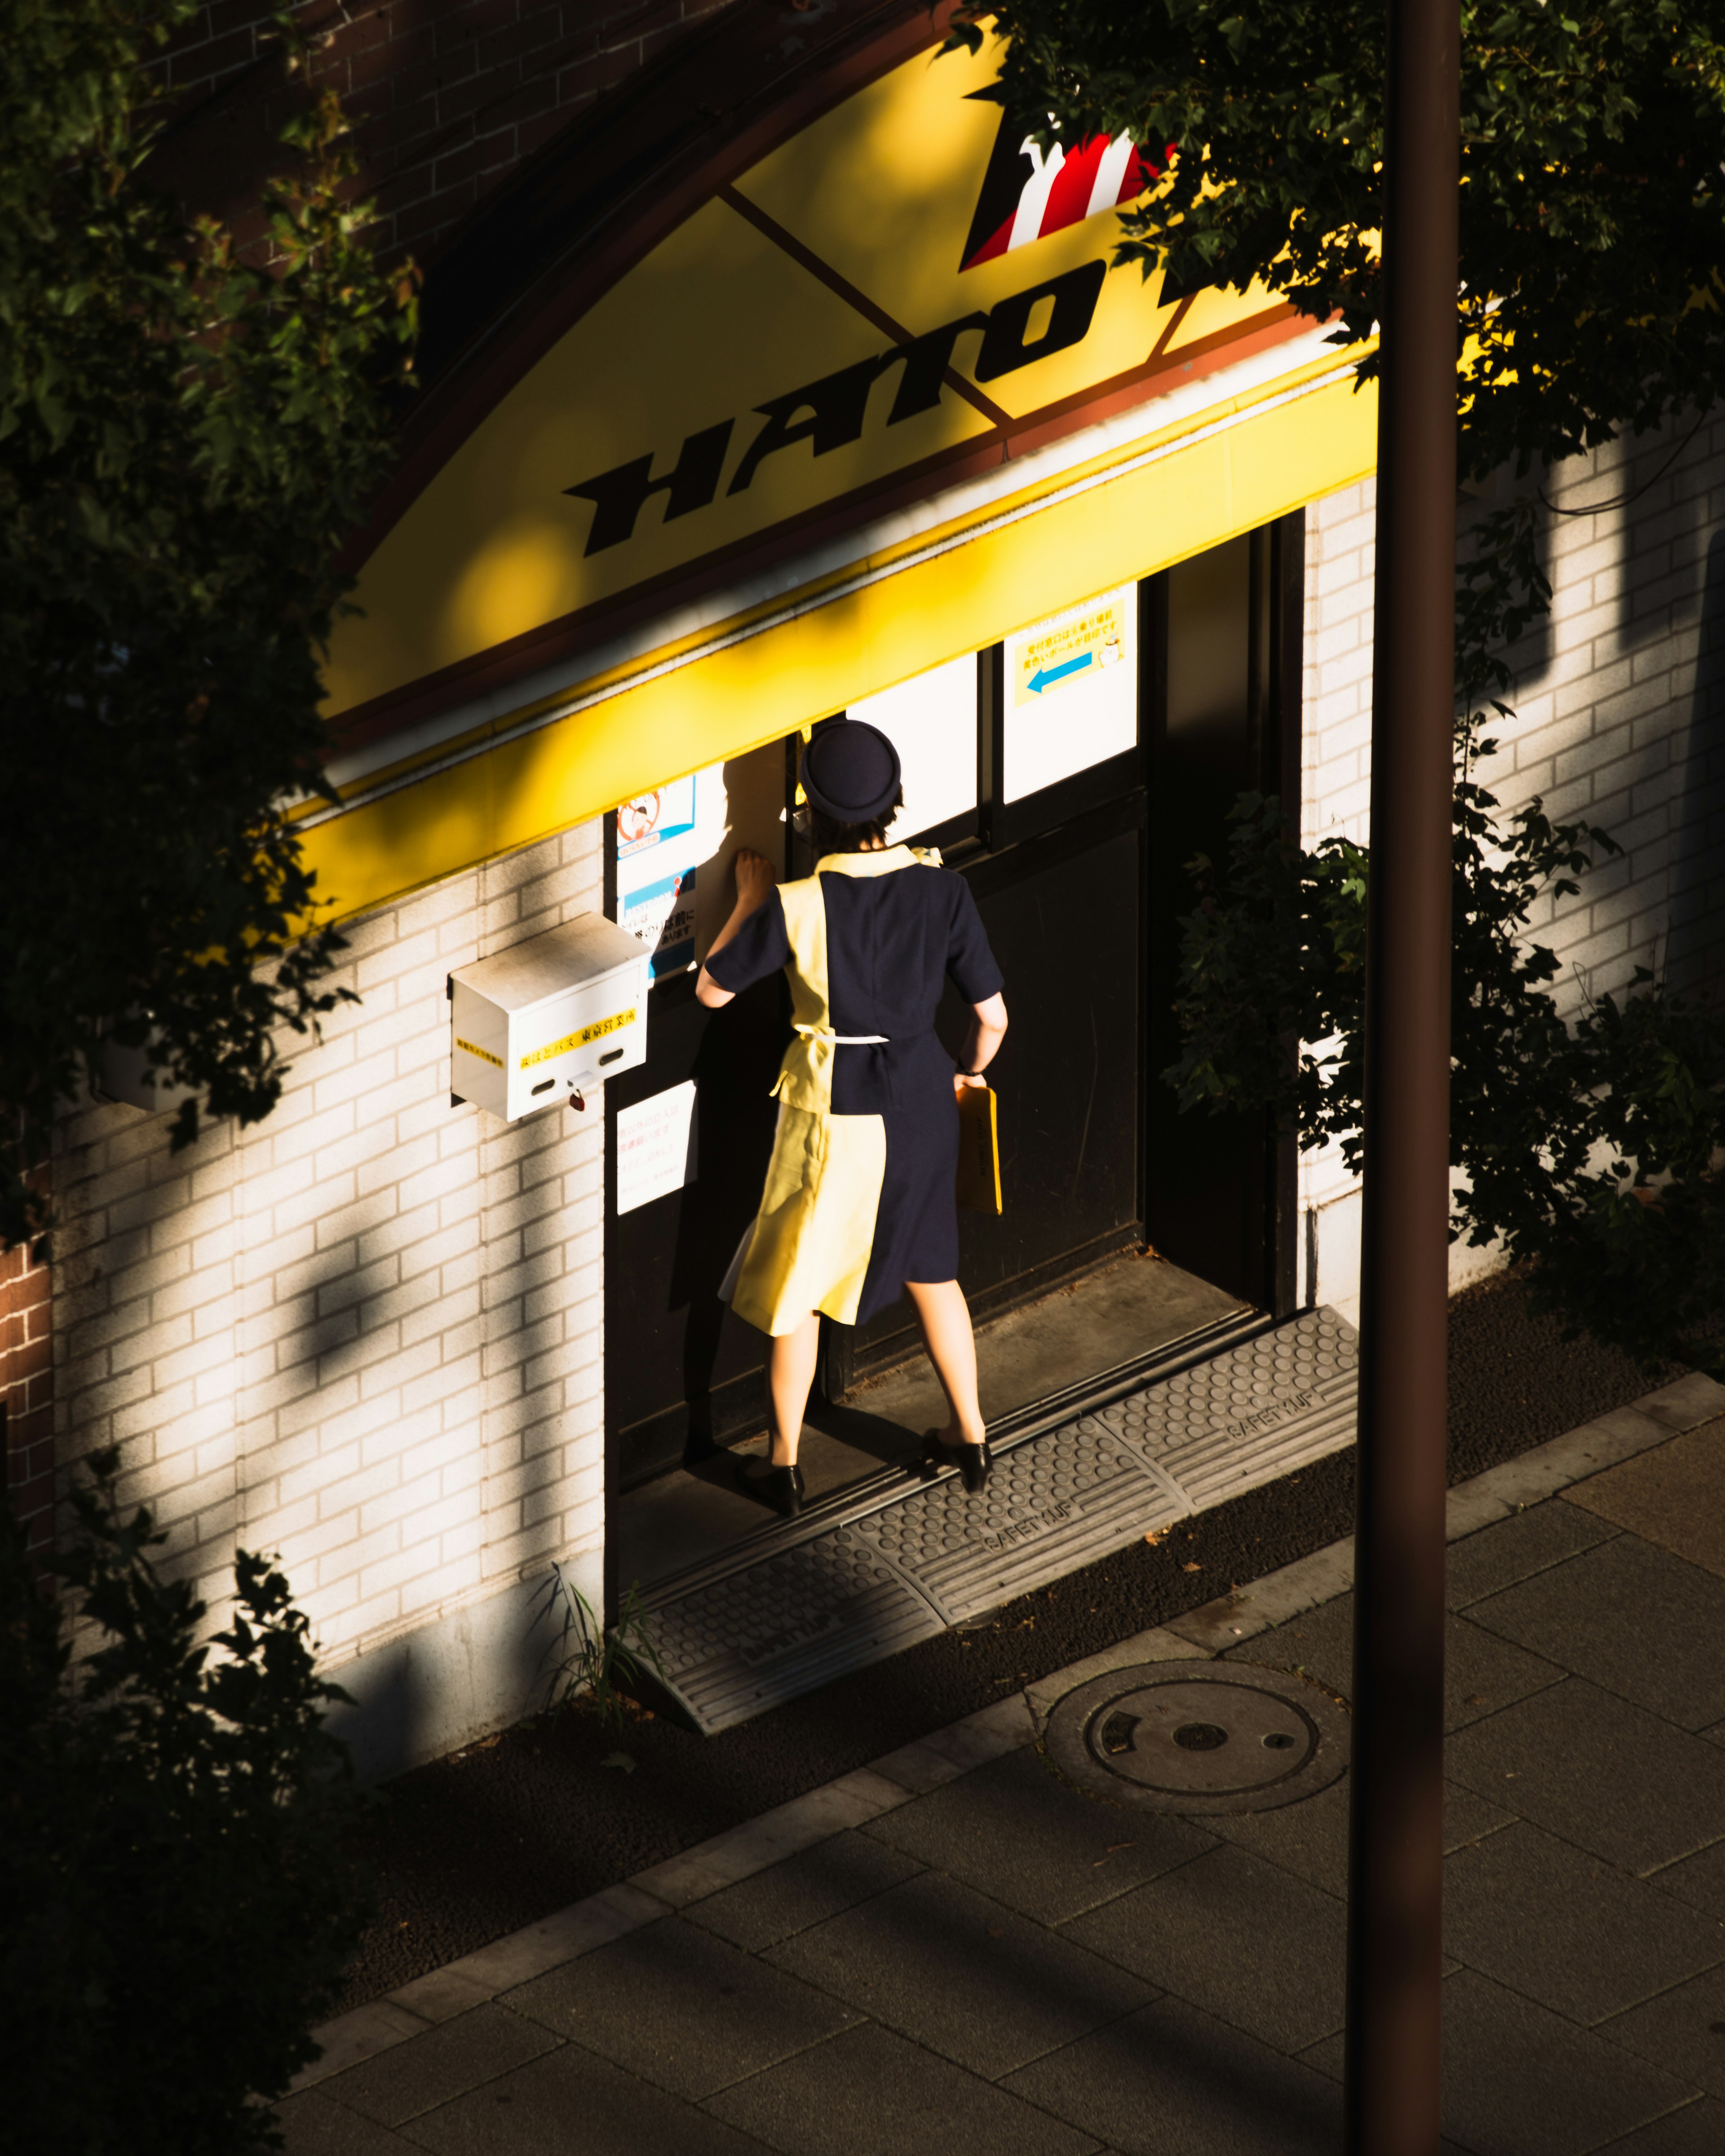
[703,889,792,993]
[944,875,1004,1004]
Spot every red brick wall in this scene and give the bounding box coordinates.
[157,0,738,269]
[1,1211,54,1555]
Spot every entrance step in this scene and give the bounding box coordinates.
[640,1306,1359,1734]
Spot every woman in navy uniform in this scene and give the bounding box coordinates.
[696,719,1008,1518]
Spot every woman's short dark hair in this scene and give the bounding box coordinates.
[809,784,904,856]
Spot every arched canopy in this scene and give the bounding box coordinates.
[304,0,1376,918]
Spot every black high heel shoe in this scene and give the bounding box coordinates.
[737,1455,806,1519]
[922,1429,992,1495]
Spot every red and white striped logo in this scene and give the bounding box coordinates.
[960,109,1164,272]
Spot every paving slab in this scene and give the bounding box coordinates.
[766,1869,1154,2081]
[1203,1776,1353,1900]
[1441,1821,1725,2027]
[1443,1499,1619,1610]
[860,1743,1217,1925]
[394,2041,767,2156]
[307,2004,559,2127]
[1565,1416,1725,1580]
[1299,1969,1695,2156]
[1002,1993,1344,2156]
[1203,1776,1513,1902]
[276,2090,420,2155]
[1064,1842,1347,2055]
[420,1882,669,2001]
[1591,2095,1725,2152]
[1451,1405,1682,1520]
[867,1697,1034,1797]
[1441,1613,1568,1731]
[1219,1595,1354,1694]
[1443,1677,1725,1875]
[1465,1532,1725,1730]
[292,2000,432,2092]
[1441,1779,1520,1857]
[1640,1374,1725,1431]
[682,1829,924,1953]
[503,1916,858,2099]
[384,1966,500,2028]
[1226,1597,1564,1732]
[1599,1963,1725,2101]
[1163,1533,1357,1656]
[1648,1838,1725,1924]
[706,2022,1101,2156]
[629,1771,912,1909]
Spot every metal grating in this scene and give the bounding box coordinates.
[642,1305,1358,1734]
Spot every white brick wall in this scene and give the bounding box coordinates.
[1297,412,1725,1322]
[48,423,1725,1754]
[53,820,607,1763]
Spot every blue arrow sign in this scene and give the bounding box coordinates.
[1026,652,1094,695]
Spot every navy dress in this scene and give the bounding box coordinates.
[705,846,1004,1330]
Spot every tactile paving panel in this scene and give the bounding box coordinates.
[643,1529,942,1735]
[853,1412,1187,1626]
[1099,1305,1359,1511]
[644,1306,1358,1734]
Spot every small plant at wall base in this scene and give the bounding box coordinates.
[0,1445,374,2155]
[0,1,417,1253]
[539,1564,669,1727]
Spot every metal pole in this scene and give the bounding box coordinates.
[1344,0,1459,2147]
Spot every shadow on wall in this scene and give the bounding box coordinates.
[1614,415,1711,657]
[262,1118,594,1781]
[321,1566,587,1785]
[1458,478,1553,702]
[1669,521,1725,1003]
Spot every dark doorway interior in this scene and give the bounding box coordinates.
[1143,517,1305,1311]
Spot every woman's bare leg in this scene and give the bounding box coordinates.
[767,1311,821,1467]
[904,1279,986,1447]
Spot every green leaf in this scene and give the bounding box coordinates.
[0,14,416,1253]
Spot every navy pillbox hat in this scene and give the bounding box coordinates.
[799,718,902,823]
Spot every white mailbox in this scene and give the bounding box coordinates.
[448,914,649,1122]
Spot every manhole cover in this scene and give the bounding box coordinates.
[1044,1660,1350,1814]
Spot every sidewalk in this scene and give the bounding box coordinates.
[278,1373,1725,2156]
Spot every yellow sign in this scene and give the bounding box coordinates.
[454,1037,504,1069]
[296,27,1380,926]
[520,1008,637,1069]
[1013,595,1129,707]
[323,35,1288,733]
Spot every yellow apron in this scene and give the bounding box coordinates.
[727,847,937,1337]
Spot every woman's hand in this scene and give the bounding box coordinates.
[732,847,776,912]
[696,847,778,1008]
[954,1072,989,1093]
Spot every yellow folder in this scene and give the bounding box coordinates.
[955,1083,1003,1215]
